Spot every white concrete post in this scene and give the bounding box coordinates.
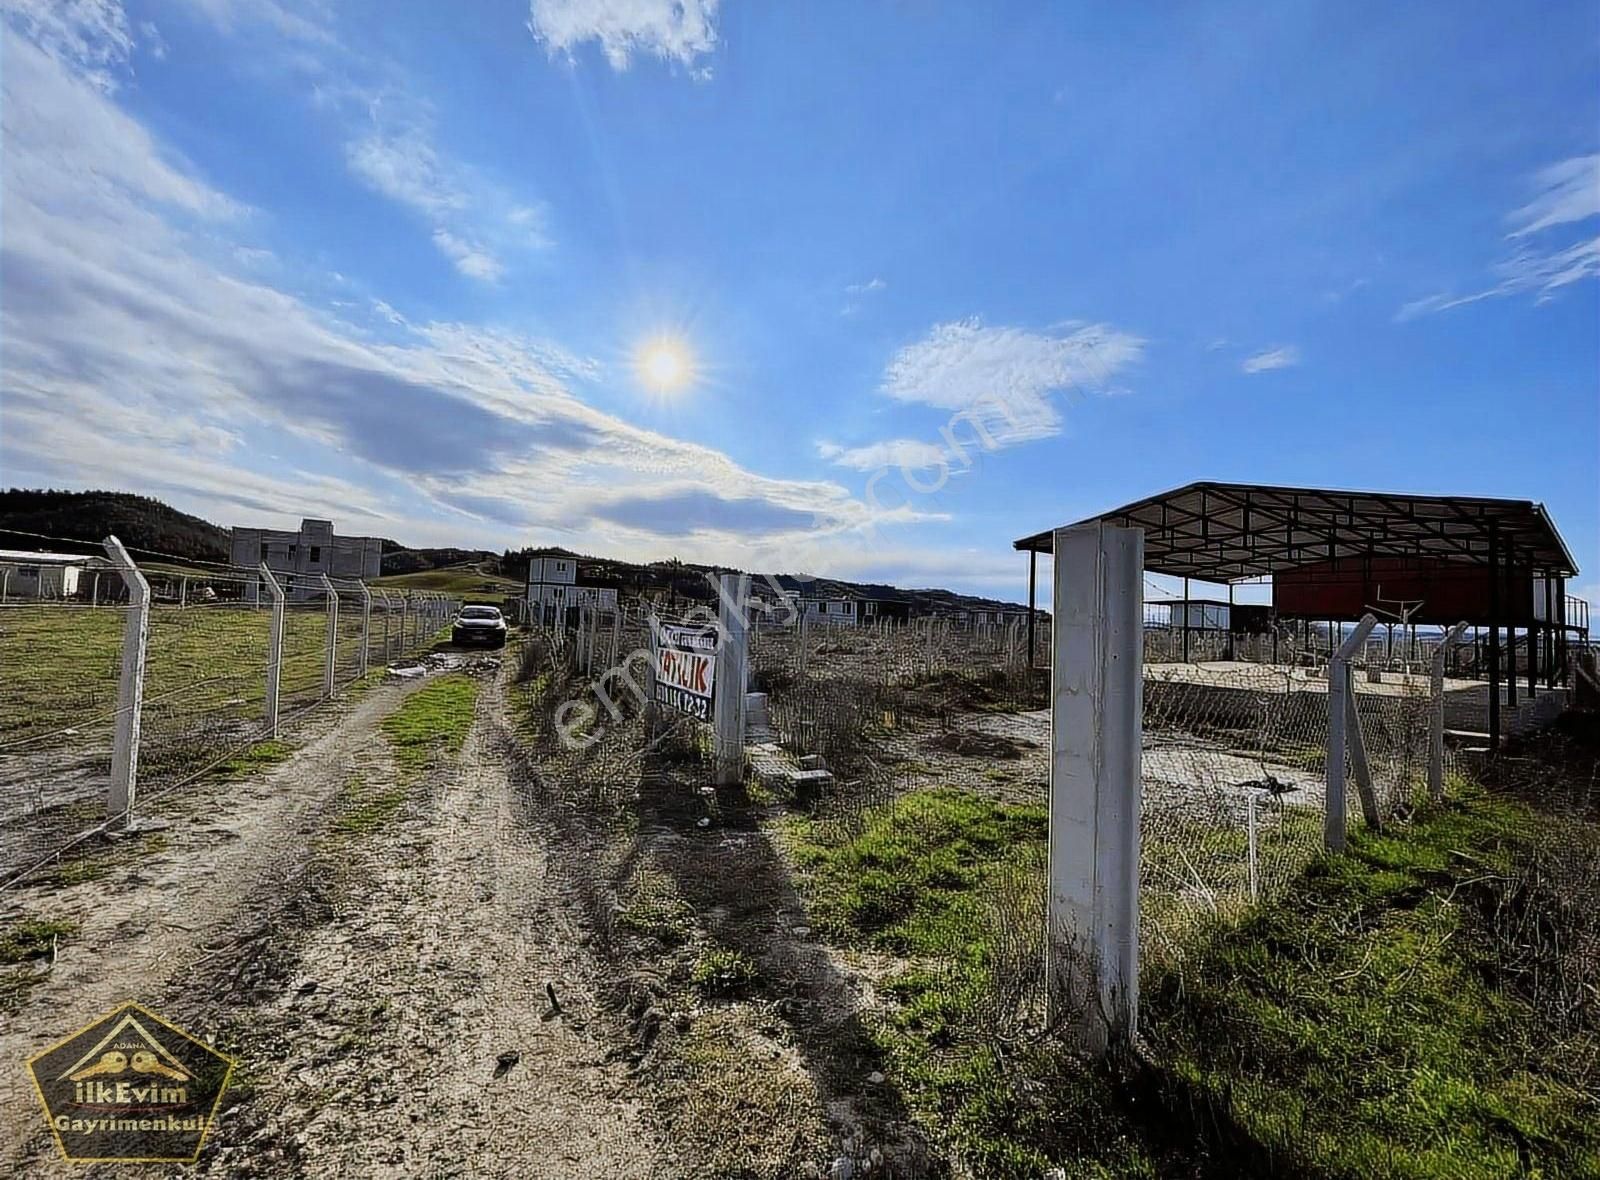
[103,536,149,825]
[1344,663,1379,830]
[320,573,338,696]
[401,594,412,654]
[261,564,285,736]
[713,573,750,786]
[1429,621,1470,804]
[1048,522,1143,1052]
[179,575,188,609]
[1326,613,1378,851]
[357,581,373,678]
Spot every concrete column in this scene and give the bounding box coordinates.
[713,573,750,786]
[1048,522,1143,1052]
[1327,613,1378,851]
[104,537,150,825]
[320,574,338,696]
[261,564,285,736]
[358,580,372,678]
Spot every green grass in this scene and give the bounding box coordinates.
[0,603,366,749]
[692,948,761,998]
[782,787,1046,956]
[380,674,479,777]
[781,786,1600,1179]
[330,772,409,836]
[0,915,77,964]
[0,916,79,1012]
[211,737,295,779]
[371,565,519,603]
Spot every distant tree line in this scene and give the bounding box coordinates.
[0,489,229,562]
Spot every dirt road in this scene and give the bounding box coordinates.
[1,670,663,1178]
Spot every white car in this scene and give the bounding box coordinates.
[451,604,507,648]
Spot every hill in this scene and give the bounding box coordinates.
[0,489,230,562]
[0,489,1028,613]
[502,546,1031,615]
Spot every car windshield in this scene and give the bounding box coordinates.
[460,607,500,620]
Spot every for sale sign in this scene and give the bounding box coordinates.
[653,622,718,721]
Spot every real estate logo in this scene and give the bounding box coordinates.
[26,1001,235,1163]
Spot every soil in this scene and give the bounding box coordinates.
[0,666,660,1178]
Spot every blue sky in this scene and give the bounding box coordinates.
[2,1,1596,606]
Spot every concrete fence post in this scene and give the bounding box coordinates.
[320,573,338,697]
[1344,663,1380,830]
[358,580,373,678]
[103,536,150,825]
[1048,522,1143,1052]
[261,564,285,736]
[714,573,750,786]
[1326,613,1379,852]
[401,594,412,654]
[1429,621,1470,804]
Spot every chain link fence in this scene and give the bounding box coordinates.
[0,547,460,888]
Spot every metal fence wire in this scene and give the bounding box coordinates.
[0,546,460,889]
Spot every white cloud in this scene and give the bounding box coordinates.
[345,123,551,282]
[173,0,334,44]
[817,438,949,473]
[0,28,875,563]
[1399,154,1600,320]
[431,229,505,283]
[0,0,133,91]
[1240,345,1300,374]
[878,317,1142,446]
[846,277,886,295]
[527,0,719,72]
[1507,154,1600,238]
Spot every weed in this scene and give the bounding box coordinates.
[331,774,409,836]
[692,948,761,998]
[381,674,478,777]
[0,915,77,964]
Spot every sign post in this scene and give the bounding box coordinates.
[713,573,749,785]
[652,621,718,723]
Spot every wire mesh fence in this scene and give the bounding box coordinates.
[0,546,460,889]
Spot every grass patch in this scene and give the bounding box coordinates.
[330,773,409,836]
[211,738,294,779]
[1138,789,1600,1180]
[381,674,478,777]
[0,916,78,1012]
[691,948,761,999]
[615,865,696,948]
[651,1010,827,1179]
[782,783,1600,1178]
[0,915,77,965]
[30,830,171,888]
[783,786,1046,956]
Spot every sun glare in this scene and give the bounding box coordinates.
[635,336,695,393]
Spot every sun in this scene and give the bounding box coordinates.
[634,336,696,393]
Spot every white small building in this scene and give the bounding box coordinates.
[527,554,617,622]
[0,550,88,600]
[801,597,857,626]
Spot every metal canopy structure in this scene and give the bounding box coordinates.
[1013,481,1586,753]
[1012,481,1579,581]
